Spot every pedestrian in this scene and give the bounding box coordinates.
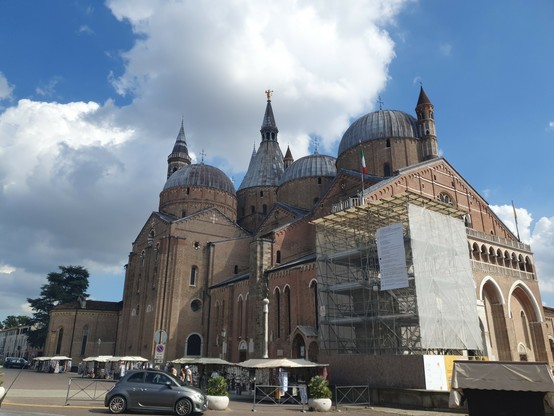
[179,367,186,381]
[170,365,178,377]
[185,365,193,383]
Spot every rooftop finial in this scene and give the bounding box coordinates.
[377,95,384,111]
[312,137,320,154]
[200,149,206,164]
[265,89,273,102]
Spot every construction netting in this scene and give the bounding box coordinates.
[313,192,484,356]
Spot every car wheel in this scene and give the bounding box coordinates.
[108,395,127,414]
[175,398,193,416]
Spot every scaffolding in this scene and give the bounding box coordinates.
[313,191,484,356]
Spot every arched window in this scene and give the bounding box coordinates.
[56,328,64,355]
[275,290,281,339]
[386,139,391,148]
[310,281,319,329]
[80,325,89,356]
[285,286,292,335]
[521,311,531,348]
[437,192,454,206]
[276,250,281,264]
[384,163,391,177]
[190,266,198,286]
[238,297,244,338]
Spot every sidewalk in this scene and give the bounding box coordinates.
[0,368,467,415]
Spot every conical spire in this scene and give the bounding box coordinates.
[238,91,285,190]
[417,86,431,106]
[167,118,192,179]
[260,89,279,142]
[284,145,294,169]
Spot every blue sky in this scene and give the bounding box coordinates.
[0,0,553,322]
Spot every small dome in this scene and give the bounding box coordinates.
[338,110,418,156]
[163,163,235,195]
[279,153,337,186]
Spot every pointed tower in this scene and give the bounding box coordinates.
[284,146,294,170]
[416,86,438,161]
[237,91,285,233]
[167,119,192,179]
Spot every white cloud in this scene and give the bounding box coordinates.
[107,0,406,170]
[0,72,14,101]
[439,42,452,57]
[0,1,412,320]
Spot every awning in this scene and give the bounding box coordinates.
[451,360,554,392]
[237,358,327,368]
[108,356,148,362]
[172,357,233,365]
[82,355,114,362]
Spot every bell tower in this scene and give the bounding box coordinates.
[416,86,438,161]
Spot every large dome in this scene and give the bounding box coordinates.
[163,163,235,195]
[279,154,336,186]
[338,110,418,156]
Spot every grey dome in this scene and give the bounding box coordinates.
[338,110,419,156]
[163,163,235,195]
[279,153,336,186]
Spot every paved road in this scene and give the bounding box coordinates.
[0,367,466,416]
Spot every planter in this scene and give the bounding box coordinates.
[308,397,332,412]
[207,394,229,410]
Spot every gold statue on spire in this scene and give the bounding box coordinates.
[265,89,273,101]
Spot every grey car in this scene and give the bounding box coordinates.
[104,369,208,415]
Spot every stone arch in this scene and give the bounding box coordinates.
[508,281,547,362]
[307,341,319,362]
[480,276,510,360]
[507,280,542,321]
[291,333,306,359]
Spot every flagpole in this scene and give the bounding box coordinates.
[512,200,521,241]
[359,140,365,205]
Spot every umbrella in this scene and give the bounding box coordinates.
[237,358,326,368]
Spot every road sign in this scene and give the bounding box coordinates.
[154,329,168,344]
[154,343,165,361]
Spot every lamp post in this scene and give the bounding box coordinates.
[221,329,227,360]
[262,298,269,358]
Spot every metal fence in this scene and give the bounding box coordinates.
[65,377,116,405]
[334,384,371,410]
[252,384,308,411]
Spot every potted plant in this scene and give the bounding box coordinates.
[307,375,332,411]
[0,369,5,407]
[206,375,229,410]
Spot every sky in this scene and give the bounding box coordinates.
[0,0,553,322]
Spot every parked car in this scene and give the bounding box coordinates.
[3,357,29,369]
[104,369,208,415]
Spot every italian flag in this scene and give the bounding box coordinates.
[360,146,366,175]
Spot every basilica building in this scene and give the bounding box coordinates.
[46,87,554,388]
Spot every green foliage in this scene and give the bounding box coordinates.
[207,376,228,396]
[1,315,31,329]
[308,375,332,399]
[26,265,90,348]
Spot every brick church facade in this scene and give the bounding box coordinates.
[46,87,554,386]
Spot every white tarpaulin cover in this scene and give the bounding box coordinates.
[409,204,483,350]
[237,358,327,368]
[377,222,409,290]
[451,360,554,392]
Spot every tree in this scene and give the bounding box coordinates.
[1,315,31,329]
[27,266,89,348]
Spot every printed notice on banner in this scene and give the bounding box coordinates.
[377,222,409,290]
